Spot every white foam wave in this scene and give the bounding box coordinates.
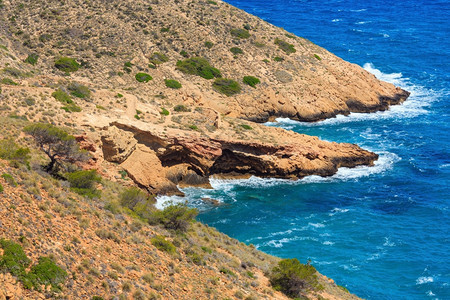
[417,276,434,285]
[308,222,325,228]
[351,8,367,12]
[332,19,342,22]
[329,208,350,216]
[426,290,435,296]
[323,241,335,245]
[155,195,187,210]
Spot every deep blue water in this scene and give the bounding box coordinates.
[159,1,450,299]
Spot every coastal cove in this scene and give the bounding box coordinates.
[158,0,450,299]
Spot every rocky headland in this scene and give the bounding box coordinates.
[0,0,409,298]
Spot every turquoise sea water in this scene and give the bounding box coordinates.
[159,1,450,299]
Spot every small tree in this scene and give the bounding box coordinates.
[151,203,198,232]
[23,123,88,174]
[269,258,322,298]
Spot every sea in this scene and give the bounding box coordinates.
[157,0,450,299]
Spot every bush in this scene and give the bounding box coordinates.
[273,56,284,62]
[149,52,169,65]
[151,203,198,232]
[204,41,214,49]
[269,258,322,298]
[180,50,189,57]
[173,104,190,112]
[176,57,221,79]
[160,108,170,116]
[165,79,182,89]
[151,235,176,254]
[54,57,80,72]
[239,124,253,130]
[314,54,322,61]
[27,257,67,291]
[212,78,241,96]
[1,78,18,85]
[230,28,250,39]
[0,139,30,167]
[52,89,73,104]
[68,82,91,99]
[243,76,260,88]
[120,187,155,219]
[0,183,3,193]
[1,173,17,187]
[230,47,243,55]
[66,170,101,198]
[135,73,152,83]
[24,53,39,65]
[0,239,30,277]
[0,239,67,291]
[275,38,296,54]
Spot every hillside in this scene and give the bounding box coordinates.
[0,0,410,299]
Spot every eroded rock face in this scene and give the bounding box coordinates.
[101,120,378,195]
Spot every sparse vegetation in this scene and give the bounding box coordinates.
[160,108,170,116]
[243,76,260,88]
[176,57,221,79]
[230,47,243,55]
[149,52,169,65]
[314,54,322,61]
[24,53,39,65]
[135,73,152,83]
[275,38,296,54]
[204,41,214,49]
[231,28,250,39]
[173,104,190,112]
[66,169,101,198]
[165,79,182,89]
[54,57,80,72]
[68,82,91,99]
[151,235,176,254]
[212,78,241,96]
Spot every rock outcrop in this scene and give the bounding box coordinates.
[101,119,378,195]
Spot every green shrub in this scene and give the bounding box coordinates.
[239,124,253,130]
[273,56,284,62]
[230,28,250,39]
[189,125,198,130]
[124,61,133,68]
[0,240,67,291]
[149,52,169,65]
[204,41,214,49]
[338,285,349,293]
[66,170,101,198]
[314,54,322,61]
[275,38,296,54]
[61,104,82,112]
[120,187,154,219]
[150,203,198,232]
[0,183,3,193]
[24,53,39,65]
[230,47,243,55]
[52,89,73,104]
[1,173,17,187]
[180,50,189,57]
[212,78,241,96]
[176,57,221,79]
[0,239,30,277]
[151,235,176,254]
[68,82,91,99]
[0,139,30,167]
[54,57,80,72]
[173,104,190,112]
[95,229,120,243]
[135,73,152,83]
[207,0,217,4]
[25,97,35,106]
[160,108,170,116]
[165,79,182,89]
[1,78,18,85]
[243,76,260,88]
[269,258,322,298]
[27,257,67,291]
[219,267,236,277]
